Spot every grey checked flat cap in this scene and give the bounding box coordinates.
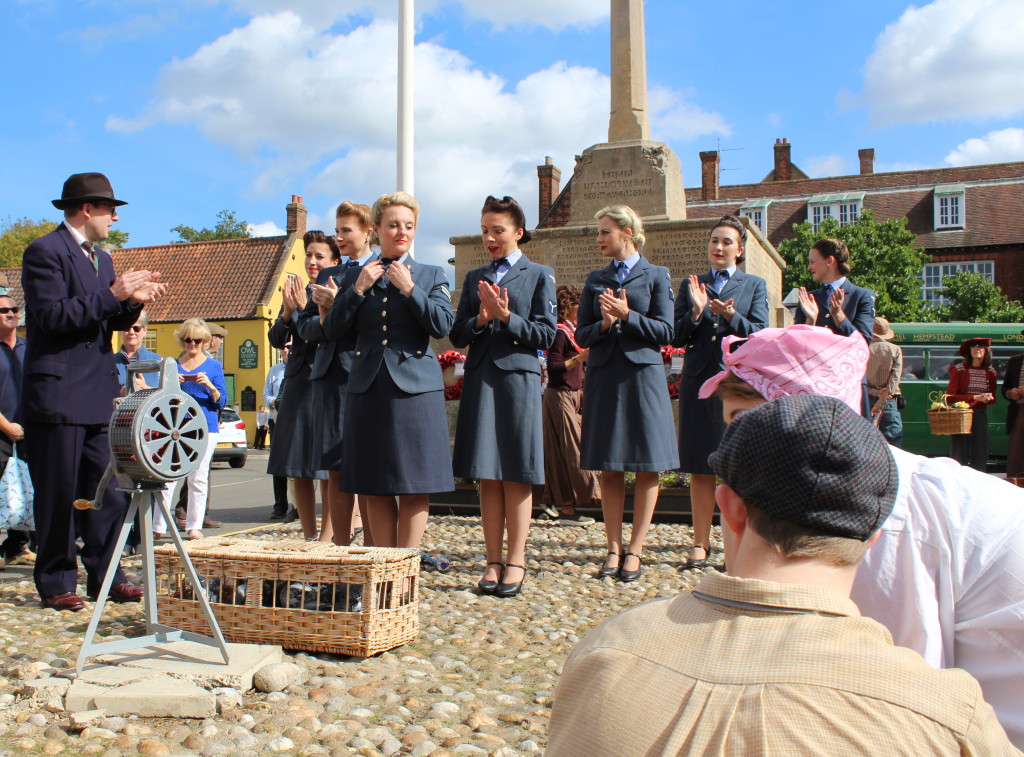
[709,394,898,540]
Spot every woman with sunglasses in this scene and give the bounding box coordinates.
[115,309,162,393]
[152,318,226,540]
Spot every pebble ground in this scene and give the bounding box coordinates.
[0,515,722,756]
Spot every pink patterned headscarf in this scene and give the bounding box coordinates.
[698,325,869,412]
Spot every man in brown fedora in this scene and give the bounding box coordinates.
[21,172,166,610]
[866,316,904,446]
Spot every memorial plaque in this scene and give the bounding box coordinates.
[240,386,257,412]
[238,338,258,369]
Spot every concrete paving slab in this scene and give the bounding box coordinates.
[94,641,283,690]
[64,681,106,712]
[77,665,159,687]
[92,673,215,719]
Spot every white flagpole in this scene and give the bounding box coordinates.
[397,0,414,198]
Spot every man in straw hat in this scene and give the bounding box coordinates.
[21,173,166,611]
[547,394,1018,755]
[866,316,904,446]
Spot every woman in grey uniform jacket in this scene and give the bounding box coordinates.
[322,192,454,549]
[267,230,338,541]
[674,215,768,570]
[294,202,377,546]
[578,205,678,583]
[451,195,556,598]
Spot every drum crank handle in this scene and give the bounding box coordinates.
[73,464,115,511]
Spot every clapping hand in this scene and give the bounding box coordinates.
[797,287,819,322]
[828,287,846,325]
[687,275,707,320]
[112,268,165,304]
[709,297,736,320]
[312,277,338,314]
[478,280,511,324]
[599,288,629,330]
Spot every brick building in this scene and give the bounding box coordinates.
[536,139,1024,304]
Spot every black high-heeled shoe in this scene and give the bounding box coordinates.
[595,552,622,578]
[684,545,709,571]
[477,562,504,594]
[618,552,642,582]
[494,564,526,598]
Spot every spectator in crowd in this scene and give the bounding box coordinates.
[268,231,337,541]
[701,324,1024,746]
[673,214,768,570]
[22,172,164,610]
[298,204,378,546]
[866,316,904,446]
[578,205,677,583]
[0,294,33,568]
[207,322,227,358]
[1004,331,1024,478]
[153,319,226,540]
[539,285,600,525]
[253,406,269,450]
[322,192,454,549]
[262,342,289,520]
[946,336,997,471]
[451,195,556,598]
[547,395,1019,755]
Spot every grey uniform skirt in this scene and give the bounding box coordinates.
[580,350,679,472]
[339,368,454,496]
[310,360,348,472]
[678,367,727,476]
[453,361,544,485]
[267,364,328,480]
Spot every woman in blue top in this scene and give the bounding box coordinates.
[152,318,226,540]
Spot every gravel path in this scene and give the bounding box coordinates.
[0,515,723,756]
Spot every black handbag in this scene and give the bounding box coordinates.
[895,394,907,410]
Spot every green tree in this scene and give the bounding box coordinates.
[0,217,58,267]
[171,210,251,243]
[933,270,1024,323]
[777,210,933,322]
[106,229,131,249]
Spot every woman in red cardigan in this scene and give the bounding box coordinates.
[946,337,997,471]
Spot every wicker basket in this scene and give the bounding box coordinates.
[154,538,420,657]
[926,391,973,436]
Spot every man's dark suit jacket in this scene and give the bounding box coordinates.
[21,224,140,423]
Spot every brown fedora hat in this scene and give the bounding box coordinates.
[873,317,895,340]
[52,173,128,210]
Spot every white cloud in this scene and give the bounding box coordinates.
[805,155,851,178]
[454,0,607,31]
[860,0,1024,126]
[108,11,727,269]
[248,220,285,237]
[945,127,1024,166]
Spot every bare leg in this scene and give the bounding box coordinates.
[502,481,533,585]
[688,473,717,561]
[357,496,375,546]
[623,471,659,571]
[396,494,430,549]
[324,471,354,545]
[600,471,625,570]
[291,478,318,540]
[366,495,398,547]
[318,479,334,543]
[478,479,506,582]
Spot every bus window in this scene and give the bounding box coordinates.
[991,347,1019,380]
[901,348,926,380]
[927,348,960,381]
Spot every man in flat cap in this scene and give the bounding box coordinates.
[22,172,166,611]
[547,395,1017,755]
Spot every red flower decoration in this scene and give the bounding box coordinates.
[438,350,466,401]
[661,345,685,365]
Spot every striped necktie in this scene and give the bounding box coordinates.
[81,241,99,273]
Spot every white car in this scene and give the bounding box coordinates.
[214,408,248,468]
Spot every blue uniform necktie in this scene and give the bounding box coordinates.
[715,269,730,290]
[615,261,628,283]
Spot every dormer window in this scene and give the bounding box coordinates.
[739,198,771,235]
[807,192,864,231]
[934,184,965,229]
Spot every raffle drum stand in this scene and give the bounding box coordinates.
[75,359,229,673]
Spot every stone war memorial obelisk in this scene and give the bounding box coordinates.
[450,0,786,320]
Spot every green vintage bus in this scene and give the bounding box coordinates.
[890,322,1024,465]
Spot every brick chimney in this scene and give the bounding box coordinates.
[286,195,307,236]
[537,157,561,221]
[699,150,720,201]
[773,138,792,182]
[858,148,875,175]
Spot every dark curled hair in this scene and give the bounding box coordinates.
[482,195,531,244]
[710,214,748,264]
[556,284,582,322]
[303,230,341,261]
[812,237,852,276]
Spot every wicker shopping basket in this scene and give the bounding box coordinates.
[926,392,973,436]
[154,538,420,657]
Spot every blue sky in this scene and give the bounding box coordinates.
[3,0,1023,271]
